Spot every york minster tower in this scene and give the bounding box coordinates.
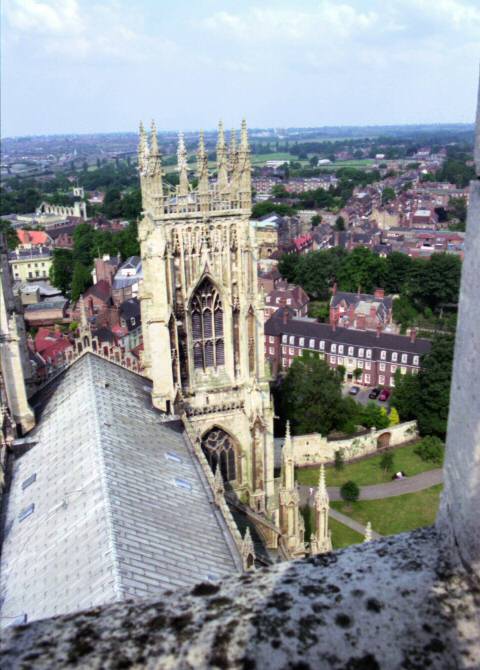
[138,121,276,513]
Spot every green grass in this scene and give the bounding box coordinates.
[251,152,296,164]
[331,484,443,536]
[296,441,443,488]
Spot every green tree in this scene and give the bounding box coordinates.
[358,402,390,430]
[278,253,299,283]
[391,370,421,422]
[71,262,92,301]
[0,219,19,249]
[334,449,345,471]
[392,295,418,332]
[416,335,454,436]
[340,480,360,504]
[102,188,123,218]
[336,364,346,382]
[380,451,395,474]
[311,214,322,227]
[251,201,294,218]
[49,249,74,295]
[280,357,346,435]
[334,216,345,231]
[381,187,396,205]
[384,252,413,294]
[272,185,289,199]
[353,367,363,381]
[414,436,444,464]
[389,407,400,426]
[336,247,386,294]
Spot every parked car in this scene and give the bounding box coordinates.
[378,388,390,402]
[349,386,361,396]
[368,388,381,399]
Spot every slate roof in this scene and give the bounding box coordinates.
[0,354,240,625]
[331,291,393,310]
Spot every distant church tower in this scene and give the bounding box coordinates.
[138,121,275,512]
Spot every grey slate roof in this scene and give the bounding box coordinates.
[0,353,240,626]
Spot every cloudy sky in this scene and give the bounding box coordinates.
[1,0,479,137]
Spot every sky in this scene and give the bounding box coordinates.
[1,0,479,137]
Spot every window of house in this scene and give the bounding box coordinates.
[401,366,407,374]
[348,346,354,356]
[286,299,291,305]
[130,317,136,327]
[365,361,371,370]
[379,375,385,384]
[413,355,419,366]
[366,349,372,358]
[289,347,294,355]
[391,365,397,374]
[379,363,386,372]
[282,346,286,354]
[269,336,275,343]
[357,360,364,368]
[282,358,286,366]
[282,335,287,343]
[390,377,395,387]
[392,352,398,362]
[359,347,364,358]
[309,339,315,348]
[269,347,274,354]
[276,297,280,304]
[337,356,344,365]
[380,350,386,360]
[330,355,336,364]
[337,345,343,354]
[28,272,32,279]
[299,338,304,346]
[364,373,371,383]
[331,344,337,353]
[402,354,408,363]
[289,336,295,344]
[320,341,325,350]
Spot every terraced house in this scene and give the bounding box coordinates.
[265,308,431,388]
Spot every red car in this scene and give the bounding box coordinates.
[378,388,390,402]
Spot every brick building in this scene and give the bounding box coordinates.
[329,288,393,332]
[264,308,431,389]
[264,280,309,320]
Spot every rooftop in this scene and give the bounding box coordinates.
[0,354,240,625]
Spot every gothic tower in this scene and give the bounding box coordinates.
[278,422,306,557]
[138,121,276,512]
[310,464,332,555]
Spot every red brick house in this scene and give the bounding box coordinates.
[329,288,393,332]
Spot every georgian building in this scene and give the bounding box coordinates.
[265,308,431,388]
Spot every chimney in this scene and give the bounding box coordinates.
[282,307,290,325]
[410,327,417,343]
[376,323,381,338]
[374,288,385,299]
[332,316,337,332]
[332,282,337,296]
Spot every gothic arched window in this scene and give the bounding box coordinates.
[201,428,237,482]
[190,278,225,370]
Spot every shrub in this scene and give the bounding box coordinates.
[389,407,400,426]
[340,480,360,503]
[380,451,395,474]
[334,449,345,471]
[414,436,444,464]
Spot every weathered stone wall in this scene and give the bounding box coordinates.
[292,420,418,466]
[437,82,480,575]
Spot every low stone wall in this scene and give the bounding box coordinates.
[293,420,418,467]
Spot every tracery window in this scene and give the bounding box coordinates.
[191,278,225,370]
[201,428,237,481]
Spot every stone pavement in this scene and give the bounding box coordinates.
[300,468,443,504]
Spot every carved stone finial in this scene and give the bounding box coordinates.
[315,464,329,508]
[150,120,160,156]
[177,131,189,196]
[216,120,228,191]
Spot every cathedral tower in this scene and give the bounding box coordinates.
[138,121,275,512]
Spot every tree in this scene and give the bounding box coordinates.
[358,402,390,430]
[251,201,294,218]
[391,370,421,422]
[353,367,363,381]
[340,480,360,504]
[280,357,348,435]
[102,188,123,219]
[272,185,288,199]
[389,407,400,426]
[49,249,74,295]
[336,247,386,294]
[311,214,322,227]
[415,335,454,437]
[381,187,395,205]
[334,449,345,471]
[380,451,395,474]
[384,252,413,294]
[0,219,19,249]
[414,436,444,464]
[278,253,299,283]
[71,262,92,301]
[336,365,346,383]
[335,216,345,231]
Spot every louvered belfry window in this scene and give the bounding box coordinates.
[191,278,225,370]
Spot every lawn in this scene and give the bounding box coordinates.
[331,484,443,536]
[301,506,363,549]
[296,441,443,488]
